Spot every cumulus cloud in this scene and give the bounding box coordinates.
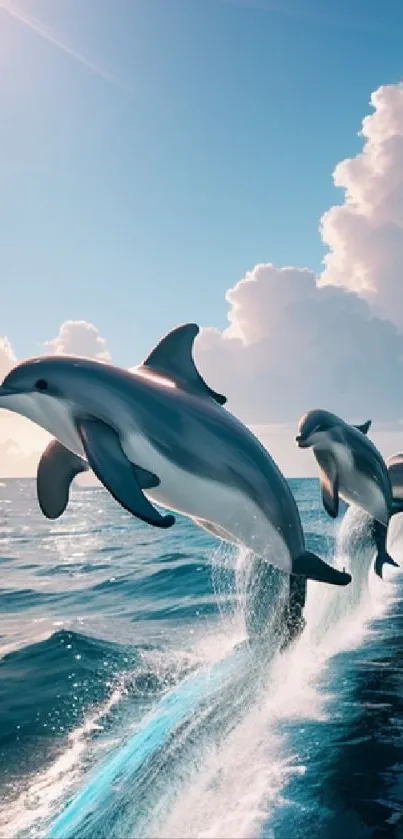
[195,263,403,424]
[44,320,111,360]
[195,82,403,427]
[0,437,45,479]
[320,83,403,326]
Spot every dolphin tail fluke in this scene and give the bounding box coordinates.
[293,551,351,586]
[374,551,399,579]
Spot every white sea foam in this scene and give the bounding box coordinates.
[6,507,402,839]
[144,508,401,839]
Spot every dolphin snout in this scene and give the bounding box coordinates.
[0,385,15,398]
[295,434,307,448]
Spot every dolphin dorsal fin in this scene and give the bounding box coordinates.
[354,420,371,435]
[142,323,227,405]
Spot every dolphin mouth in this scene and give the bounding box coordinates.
[295,435,308,448]
[0,385,19,399]
[0,385,34,411]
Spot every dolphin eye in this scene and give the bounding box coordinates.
[35,378,48,392]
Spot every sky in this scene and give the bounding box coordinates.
[2,0,403,477]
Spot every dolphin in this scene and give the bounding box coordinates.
[296,408,399,577]
[0,324,350,589]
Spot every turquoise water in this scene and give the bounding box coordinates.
[0,478,402,838]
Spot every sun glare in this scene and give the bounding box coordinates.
[0,0,115,83]
[132,368,177,389]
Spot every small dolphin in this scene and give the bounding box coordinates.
[369,452,403,578]
[296,409,398,577]
[0,324,350,589]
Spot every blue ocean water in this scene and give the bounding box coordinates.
[0,477,402,838]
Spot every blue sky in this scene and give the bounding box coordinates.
[2,0,403,367]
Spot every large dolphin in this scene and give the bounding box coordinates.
[0,324,350,589]
[296,409,399,577]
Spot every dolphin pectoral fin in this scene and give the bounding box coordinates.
[37,439,89,519]
[141,323,227,405]
[353,420,372,435]
[374,552,399,579]
[77,419,175,529]
[317,452,339,518]
[321,474,339,518]
[293,551,351,586]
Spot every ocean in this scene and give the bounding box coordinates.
[0,477,402,839]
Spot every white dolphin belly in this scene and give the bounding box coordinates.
[0,393,84,457]
[330,441,388,524]
[122,430,292,573]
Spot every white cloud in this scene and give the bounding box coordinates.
[195,82,403,427]
[0,336,16,379]
[320,83,403,326]
[0,434,46,478]
[195,262,403,423]
[44,320,111,360]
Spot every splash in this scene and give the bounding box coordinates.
[14,507,402,839]
[2,684,125,839]
[142,508,400,839]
